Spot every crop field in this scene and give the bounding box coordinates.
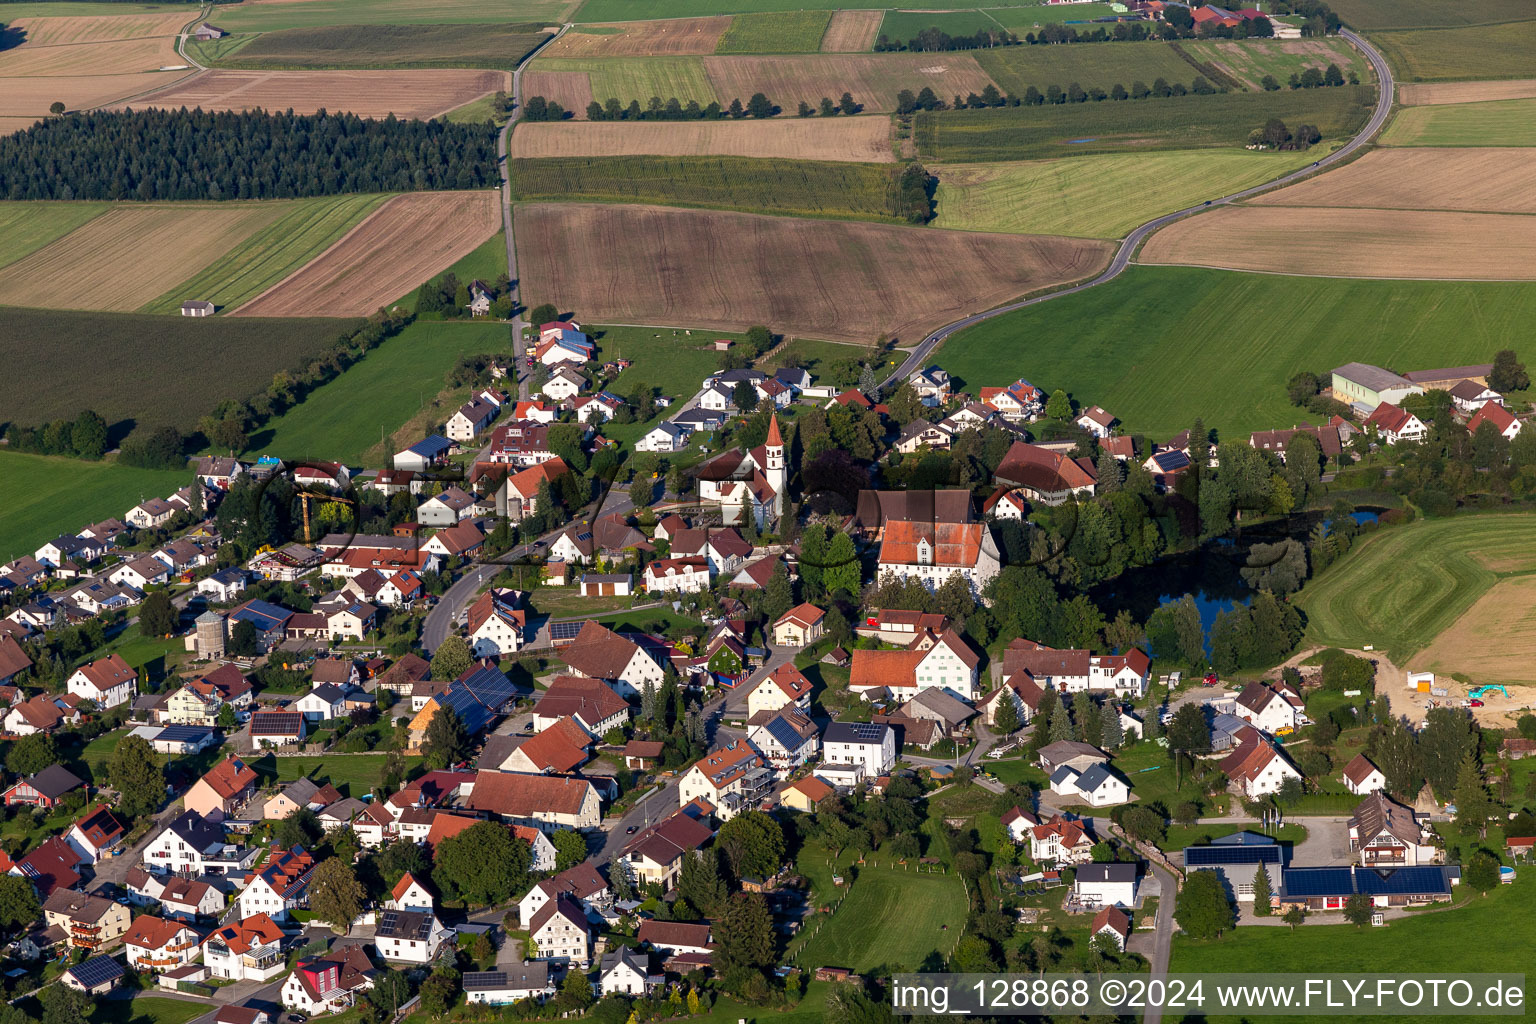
[931,266,1536,437]
[1371,20,1536,82]
[916,84,1375,160]
[235,191,501,318]
[5,11,190,46]
[512,115,892,160]
[704,52,1000,112]
[251,319,511,464]
[1250,148,1536,213]
[0,452,190,563]
[139,194,390,314]
[0,306,353,438]
[972,39,1194,97]
[985,4,1117,28]
[821,10,883,52]
[576,0,1033,17]
[514,201,1111,342]
[1400,79,1536,105]
[0,70,187,117]
[525,56,715,106]
[0,203,294,311]
[878,9,1002,43]
[793,861,968,972]
[716,11,831,53]
[933,148,1315,238]
[1293,515,1536,665]
[541,18,731,57]
[209,0,579,32]
[0,117,38,136]
[1326,0,1534,30]
[511,155,905,219]
[1180,37,1367,91]
[1415,575,1536,687]
[134,68,508,120]
[1139,206,1536,281]
[1382,97,1536,146]
[0,201,110,268]
[195,23,552,70]
[0,33,172,76]
[0,9,194,116]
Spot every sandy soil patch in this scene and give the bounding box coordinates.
[1399,78,1536,105]
[821,10,885,52]
[1140,206,1536,280]
[8,12,192,46]
[519,70,595,115]
[702,53,999,113]
[511,115,892,161]
[514,202,1110,343]
[131,68,508,120]
[233,191,500,317]
[543,17,732,57]
[1250,148,1536,214]
[0,116,40,136]
[1410,576,1536,716]
[0,203,286,311]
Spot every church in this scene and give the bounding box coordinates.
[694,413,787,530]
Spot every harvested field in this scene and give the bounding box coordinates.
[0,10,193,116]
[205,23,552,71]
[520,70,595,113]
[7,12,191,46]
[132,68,507,120]
[526,56,713,106]
[973,40,1194,98]
[0,34,173,77]
[1382,97,1536,146]
[1413,575,1536,689]
[1139,206,1536,281]
[0,201,110,269]
[715,11,831,53]
[1179,38,1367,92]
[0,203,288,311]
[0,72,186,117]
[541,18,732,57]
[514,202,1112,343]
[1399,79,1536,105]
[703,53,999,113]
[234,191,500,317]
[214,0,580,31]
[1250,148,1536,214]
[821,10,884,52]
[0,117,39,136]
[511,116,892,161]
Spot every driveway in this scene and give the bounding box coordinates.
[1288,816,1351,866]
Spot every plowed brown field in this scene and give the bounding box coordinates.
[703,53,999,113]
[514,202,1111,342]
[517,70,595,114]
[543,18,732,57]
[133,68,508,119]
[1250,148,1536,213]
[511,116,892,161]
[1139,206,1536,280]
[1399,79,1536,105]
[821,10,884,52]
[234,191,500,317]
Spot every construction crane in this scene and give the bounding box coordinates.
[296,490,356,545]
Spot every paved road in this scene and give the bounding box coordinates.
[175,6,211,71]
[881,27,1395,392]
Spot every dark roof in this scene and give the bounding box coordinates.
[824,721,891,745]
[1282,865,1454,898]
[464,964,553,991]
[166,810,226,852]
[27,765,84,799]
[1184,843,1283,867]
[376,909,436,941]
[156,725,214,744]
[1075,862,1137,883]
[65,955,125,989]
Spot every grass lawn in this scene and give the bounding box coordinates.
[932,266,1536,439]
[529,56,716,105]
[250,319,513,465]
[527,585,636,616]
[792,856,969,972]
[402,231,509,312]
[0,201,109,270]
[763,337,865,386]
[933,149,1316,239]
[973,38,1197,98]
[1294,515,1536,664]
[879,9,1003,42]
[716,10,831,53]
[986,756,1049,789]
[1370,20,1536,82]
[91,997,210,1024]
[0,452,189,563]
[246,752,422,796]
[1382,97,1536,146]
[96,620,187,680]
[443,93,506,125]
[1112,741,1226,813]
[693,980,832,1024]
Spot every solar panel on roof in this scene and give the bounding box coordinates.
[1356,866,1450,895]
[1184,845,1281,867]
[1280,867,1353,898]
[68,956,124,988]
[549,621,584,641]
[379,911,399,932]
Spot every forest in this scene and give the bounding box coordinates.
[0,109,497,201]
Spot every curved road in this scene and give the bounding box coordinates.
[883,28,1395,391]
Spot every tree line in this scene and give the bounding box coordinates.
[0,109,497,201]
[4,409,109,460]
[875,26,1022,52]
[568,93,779,121]
[897,74,1223,113]
[1248,117,1322,149]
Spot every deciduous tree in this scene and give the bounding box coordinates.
[310,857,365,934]
[108,734,163,818]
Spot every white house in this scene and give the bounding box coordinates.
[1342,754,1386,796]
[125,915,202,973]
[1001,806,1039,843]
[636,422,689,453]
[375,909,452,964]
[281,948,375,1015]
[1072,862,1138,908]
[529,895,590,965]
[539,367,587,402]
[1027,815,1095,866]
[1468,400,1522,441]
[1048,763,1131,807]
[1092,907,1131,952]
[110,555,172,591]
[1076,406,1117,439]
[822,722,895,777]
[1363,402,1429,445]
[447,397,500,442]
[1000,639,1151,699]
[291,684,348,722]
[466,588,526,658]
[573,392,624,424]
[1220,727,1303,800]
[66,653,137,709]
[747,708,819,773]
[417,487,477,527]
[643,557,711,595]
[676,741,773,821]
[203,914,287,982]
[237,847,316,922]
[877,520,1001,599]
[142,811,252,876]
[464,964,556,1005]
[848,628,982,703]
[197,569,248,603]
[599,949,656,997]
[1233,681,1308,735]
[745,663,813,718]
[385,872,435,913]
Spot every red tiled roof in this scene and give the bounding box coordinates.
[75,653,134,693]
[995,442,1098,491]
[200,755,258,800]
[880,520,988,567]
[467,771,595,817]
[1468,400,1516,434]
[205,914,284,955]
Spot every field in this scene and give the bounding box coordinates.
[821,9,884,52]
[972,37,1194,96]
[986,4,1117,28]
[1251,148,1536,213]
[140,194,390,314]
[511,115,892,160]
[1382,97,1536,146]
[541,18,731,57]
[0,33,173,76]
[234,191,501,317]
[930,266,1536,437]
[4,11,191,45]
[1139,206,1536,281]
[0,201,110,268]
[1180,37,1367,91]
[0,9,195,117]
[1326,0,1535,30]
[511,155,905,220]
[0,117,39,136]
[133,68,508,119]
[791,857,968,972]
[933,148,1316,239]
[0,306,356,435]
[1371,20,1536,82]
[916,84,1376,160]
[514,201,1111,342]
[574,0,1035,16]
[0,203,294,311]
[0,451,192,562]
[1399,79,1536,105]
[878,9,1002,43]
[525,56,715,107]
[250,319,512,464]
[193,23,552,70]
[209,0,579,32]
[716,11,831,53]
[1415,575,1536,687]
[704,52,1000,112]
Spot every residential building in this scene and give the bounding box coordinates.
[747,708,820,772]
[553,620,665,698]
[386,872,436,913]
[5,765,84,809]
[65,805,129,864]
[746,663,813,718]
[517,861,610,924]
[1072,862,1138,908]
[237,846,316,922]
[1278,865,1456,911]
[292,683,348,722]
[281,947,375,1014]
[375,909,451,964]
[529,894,590,965]
[185,755,259,821]
[464,964,557,1004]
[142,810,254,876]
[772,603,825,647]
[1219,726,1303,800]
[779,774,833,813]
[66,652,136,709]
[637,920,713,958]
[877,519,1001,597]
[447,397,500,442]
[636,422,689,453]
[907,366,951,404]
[466,772,602,831]
[1234,680,1308,735]
[62,955,126,995]
[600,948,657,997]
[1000,638,1151,697]
[643,557,711,595]
[43,890,131,951]
[13,835,84,896]
[848,628,982,702]
[1468,400,1522,440]
[1092,906,1131,951]
[1027,815,1095,866]
[1364,402,1428,444]
[1348,793,1438,867]
[993,442,1097,506]
[250,711,307,748]
[467,588,527,657]
[1342,754,1386,796]
[618,803,714,890]
[204,914,288,981]
[1037,740,1108,775]
[1449,379,1503,413]
[677,741,774,820]
[823,722,896,777]
[157,876,224,921]
[1049,763,1132,807]
[1076,406,1117,438]
[125,915,202,972]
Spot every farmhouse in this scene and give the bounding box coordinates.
[1331,363,1423,411]
[994,442,1097,505]
[1468,400,1521,440]
[554,620,665,697]
[1219,726,1302,800]
[1363,402,1428,444]
[467,772,602,831]
[1001,638,1150,697]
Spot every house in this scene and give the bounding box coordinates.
[1331,363,1424,410]
[62,955,126,995]
[250,711,307,748]
[375,908,452,964]
[5,765,84,809]
[669,527,754,580]
[1249,424,1345,463]
[393,435,454,475]
[535,322,595,365]
[1450,379,1503,413]
[554,620,665,698]
[292,683,349,722]
[1184,831,1283,904]
[142,810,254,877]
[902,688,976,736]
[417,486,476,527]
[281,947,376,1014]
[262,778,333,820]
[386,872,435,913]
[600,948,657,997]
[1468,400,1522,440]
[636,421,689,453]
[977,674,1047,729]
[855,609,949,645]
[677,741,774,820]
[1073,862,1138,908]
[215,1009,271,1024]
[204,914,287,982]
[66,652,136,709]
[467,772,602,831]
[1142,449,1193,492]
[1049,763,1131,807]
[780,774,833,812]
[1029,814,1095,866]
[127,497,180,530]
[486,421,556,467]
[643,557,711,595]
[406,662,522,750]
[746,663,813,717]
[197,568,248,603]
[772,603,825,647]
[43,890,130,951]
[539,366,588,401]
[35,534,95,569]
[877,519,1001,598]
[467,588,527,658]
[623,739,665,771]
[157,876,224,921]
[186,755,259,821]
[1278,865,1457,911]
[638,920,714,959]
[65,806,129,865]
[464,963,557,1005]
[994,442,1097,506]
[238,846,317,922]
[533,675,631,736]
[848,628,981,702]
[907,365,951,404]
[573,392,624,424]
[1001,806,1038,843]
[1001,638,1151,698]
[1348,792,1438,867]
[109,554,172,591]
[747,707,820,772]
[497,721,589,775]
[1037,740,1107,775]
[125,915,202,972]
[1091,906,1131,951]
[979,379,1043,420]
[4,693,80,735]
[1364,402,1428,444]
[619,803,714,889]
[1076,406,1117,438]
[0,635,31,684]
[1234,680,1308,735]
[581,573,632,598]
[448,397,501,442]
[1219,726,1303,800]
[823,722,895,777]
[894,419,954,454]
[1343,754,1386,796]
[13,835,83,896]
[529,894,590,965]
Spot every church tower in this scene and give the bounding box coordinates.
[765,412,786,516]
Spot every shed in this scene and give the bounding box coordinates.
[180,300,214,317]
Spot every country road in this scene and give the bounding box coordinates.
[882,27,1395,392]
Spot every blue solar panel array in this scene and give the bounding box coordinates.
[1185,845,1282,867]
[1280,866,1453,899]
[68,955,125,989]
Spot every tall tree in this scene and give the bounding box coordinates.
[715,810,786,881]
[715,893,775,977]
[1452,754,1497,838]
[823,532,860,597]
[434,821,531,905]
[422,705,470,771]
[0,875,40,931]
[108,734,163,818]
[309,858,365,934]
[1375,716,1422,800]
[7,733,56,777]
[429,636,472,681]
[1418,707,1478,801]
[1048,699,1074,743]
[551,828,588,871]
[762,565,794,622]
[1490,349,1530,393]
[1174,869,1234,939]
[993,691,1020,737]
[1251,864,1272,917]
[70,409,108,459]
[678,849,728,917]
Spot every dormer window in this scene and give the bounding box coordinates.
[916,538,932,565]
